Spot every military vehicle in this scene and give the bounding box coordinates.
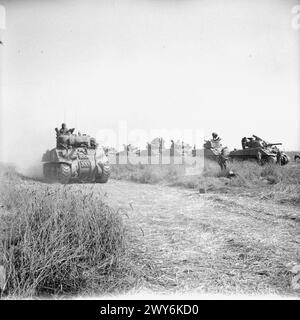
[42,132,110,183]
[203,139,229,170]
[228,135,289,165]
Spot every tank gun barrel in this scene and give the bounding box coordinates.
[266,143,282,147]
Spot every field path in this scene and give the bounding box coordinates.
[18,178,300,296]
[100,179,300,296]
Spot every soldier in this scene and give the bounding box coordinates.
[56,123,75,135]
[276,150,282,165]
[253,136,263,148]
[159,138,163,155]
[170,140,175,163]
[192,144,196,157]
[217,154,227,171]
[55,123,75,149]
[59,123,68,135]
[126,144,130,157]
[212,132,221,142]
[159,138,163,165]
[256,150,262,164]
[147,142,151,164]
[90,137,97,149]
[241,137,247,149]
[247,137,254,148]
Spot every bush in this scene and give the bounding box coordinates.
[0,168,126,296]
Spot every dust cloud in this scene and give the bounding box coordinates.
[0,138,50,180]
[18,160,44,180]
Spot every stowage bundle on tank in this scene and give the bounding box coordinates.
[229,134,289,166]
[42,123,110,183]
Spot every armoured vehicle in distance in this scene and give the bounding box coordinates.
[42,132,110,183]
[228,135,289,165]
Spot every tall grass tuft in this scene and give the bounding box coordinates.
[0,166,126,296]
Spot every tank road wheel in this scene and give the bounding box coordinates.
[96,163,110,183]
[57,163,71,184]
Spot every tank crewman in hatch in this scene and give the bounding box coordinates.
[55,123,75,136]
[247,137,254,148]
[241,137,248,149]
[253,135,263,148]
[55,123,76,149]
[54,123,68,135]
[90,137,98,149]
[59,123,68,135]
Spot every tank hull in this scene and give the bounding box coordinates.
[42,147,110,183]
[228,147,289,165]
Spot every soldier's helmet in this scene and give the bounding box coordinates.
[90,137,96,148]
[62,123,66,128]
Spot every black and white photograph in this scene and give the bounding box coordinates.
[0,0,299,303]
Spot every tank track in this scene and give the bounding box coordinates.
[43,163,71,184]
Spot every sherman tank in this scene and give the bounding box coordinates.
[42,132,110,183]
[228,135,289,166]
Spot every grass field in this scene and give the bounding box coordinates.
[0,165,143,297]
[111,159,300,207]
[0,159,299,298]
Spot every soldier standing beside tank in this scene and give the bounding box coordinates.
[276,150,282,165]
[210,132,227,170]
[212,132,221,142]
[217,154,227,171]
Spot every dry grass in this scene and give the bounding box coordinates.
[111,163,185,184]
[0,165,146,297]
[102,180,300,296]
[110,160,300,207]
[0,163,299,298]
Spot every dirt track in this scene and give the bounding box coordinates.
[18,178,300,296]
[100,179,300,296]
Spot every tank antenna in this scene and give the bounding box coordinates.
[63,106,66,123]
[75,105,78,132]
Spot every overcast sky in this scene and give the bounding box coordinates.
[0,0,299,167]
